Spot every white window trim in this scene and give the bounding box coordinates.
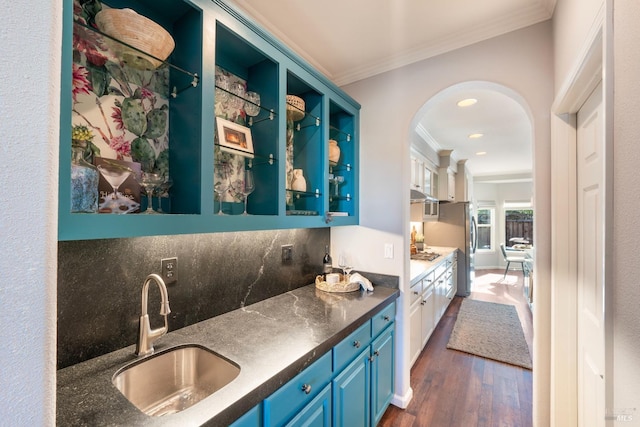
[476,206,495,253]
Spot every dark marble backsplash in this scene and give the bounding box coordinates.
[57,228,329,368]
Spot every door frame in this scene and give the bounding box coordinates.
[549,2,613,426]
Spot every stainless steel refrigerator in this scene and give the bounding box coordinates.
[424,201,477,296]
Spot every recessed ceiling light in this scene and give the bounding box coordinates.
[468,133,483,139]
[457,98,477,107]
[476,151,487,156]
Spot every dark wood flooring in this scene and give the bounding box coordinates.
[379,269,533,427]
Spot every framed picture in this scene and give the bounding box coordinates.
[94,157,142,214]
[216,117,254,158]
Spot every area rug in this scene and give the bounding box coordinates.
[447,299,532,369]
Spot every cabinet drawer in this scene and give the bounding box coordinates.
[434,262,447,280]
[409,281,423,305]
[333,321,372,374]
[422,270,435,288]
[372,301,396,337]
[264,351,332,427]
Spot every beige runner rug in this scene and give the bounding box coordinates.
[447,299,532,370]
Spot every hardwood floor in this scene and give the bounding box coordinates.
[379,269,533,427]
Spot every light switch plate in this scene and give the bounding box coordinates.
[384,243,394,259]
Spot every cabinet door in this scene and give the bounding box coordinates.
[410,157,423,190]
[423,165,432,196]
[370,326,394,426]
[332,349,370,427]
[286,383,332,427]
[447,172,456,201]
[445,266,456,302]
[409,299,422,366]
[421,285,435,347]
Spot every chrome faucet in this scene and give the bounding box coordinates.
[135,273,171,356]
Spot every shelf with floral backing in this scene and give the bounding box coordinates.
[213,17,280,217]
[58,0,359,240]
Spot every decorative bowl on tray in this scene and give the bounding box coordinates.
[286,95,305,122]
[315,275,360,293]
[95,8,175,70]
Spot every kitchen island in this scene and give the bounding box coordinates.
[57,282,398,426]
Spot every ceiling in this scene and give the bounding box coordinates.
[229,0,556,178]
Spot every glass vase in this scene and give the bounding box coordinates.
[70,139,99,213]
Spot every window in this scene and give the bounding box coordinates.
[504,202,533,247]
[476,207,494,251]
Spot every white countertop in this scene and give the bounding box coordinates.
[409,246,458,284]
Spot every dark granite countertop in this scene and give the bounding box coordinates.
[57,283,399,426]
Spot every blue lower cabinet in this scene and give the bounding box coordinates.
[332,349,370,427]
[263,351,332,427]
[285,383,332,427]
[242,303,395,427]
[370,327,395,426]
[230,403,262,427]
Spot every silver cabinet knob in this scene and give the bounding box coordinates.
[301,384,312,394]
[353,340,361,349]
[383,315,390,322]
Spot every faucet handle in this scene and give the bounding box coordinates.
[160,301,171,316]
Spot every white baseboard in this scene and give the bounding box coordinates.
[390,387,413,409]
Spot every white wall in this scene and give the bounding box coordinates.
[553,0,640,425]
[0,1,60,425]
[333,20,553,416]
[474,181,533,269]
[553,0,605,91]
[611,0,640,420]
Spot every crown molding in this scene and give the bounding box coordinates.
[334,3,553,86]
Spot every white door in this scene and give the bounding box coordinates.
[576,81,605,426]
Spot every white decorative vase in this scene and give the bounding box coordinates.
[291,169,307,192]
[329,139,340,163]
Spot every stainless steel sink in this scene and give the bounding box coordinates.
[112,344,240,416]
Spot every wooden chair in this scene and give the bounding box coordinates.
[500,243,528,279]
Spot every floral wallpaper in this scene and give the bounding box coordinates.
[71,0,170,176]
[214,66,249,206]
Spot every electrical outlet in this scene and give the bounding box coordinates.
[161,257,178,285]
[281,244,293,263]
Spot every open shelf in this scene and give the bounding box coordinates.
[59,0,360,240]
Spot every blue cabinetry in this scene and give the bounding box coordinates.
[59,0,360,240]
[333,302,395,427]
[285,384,332,427]
[232,302,395,427]
[264,352,332,427]
[370,327,395,426]
[230,403,262,427]
[332,349,370,426]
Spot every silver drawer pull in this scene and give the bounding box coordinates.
[353,340,361,349]
[374,350,379,356]
[383,315,390,322]
[301,384,312,394]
